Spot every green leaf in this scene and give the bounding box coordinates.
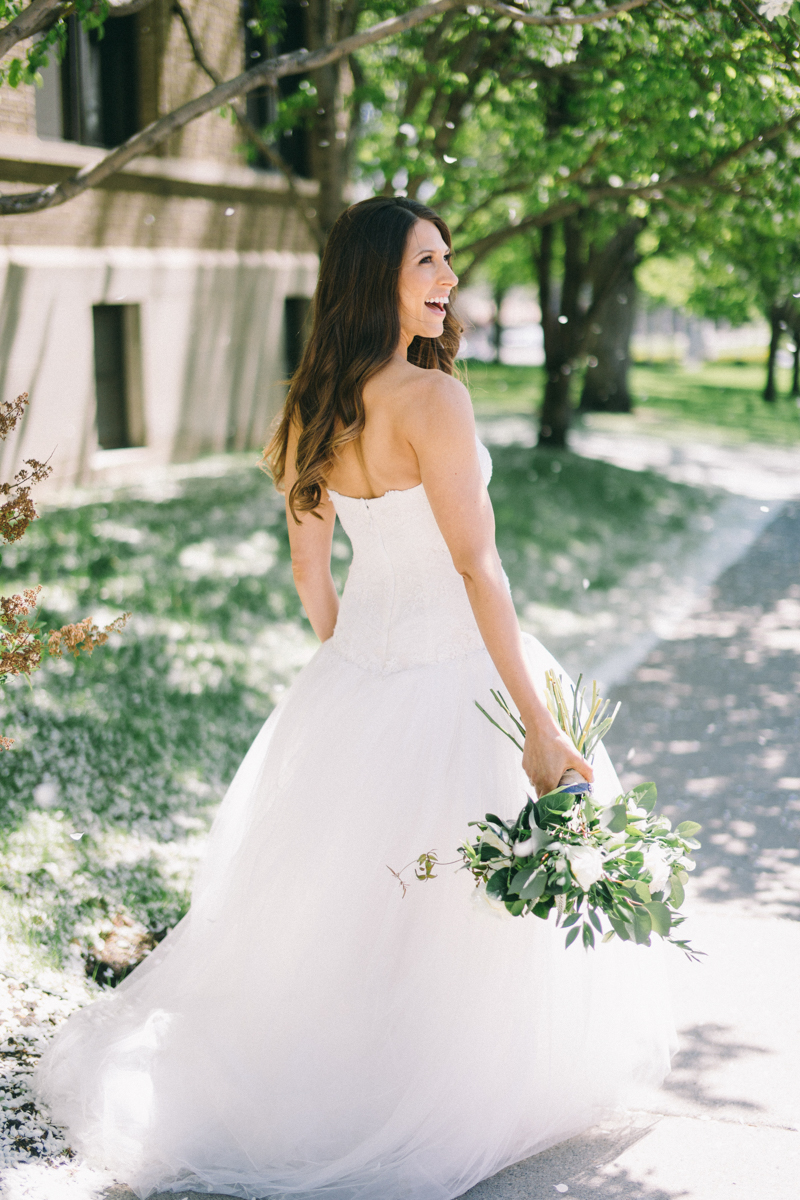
[602,929,616,943]
[512,867,546,901]
[631,782,657,812]
[644,901,672,937]
[600,803,628,833]
[676,821,703,839]
[505,898,526,916]
[609,914,632,941]
[633,906,652,945]
[565,925,580,949]
[485,869,509,899]
[588,907,603,933]
[562,910,582,928]
[484,813,509,830]
[582,922,595,949]
[474,703,524,752]
[669,874,686,908]
[633,880,652,903]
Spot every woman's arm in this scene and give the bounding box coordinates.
[282,422,340,642]
[404,375,593,797]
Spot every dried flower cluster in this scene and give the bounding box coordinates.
[0,394,52,546]
[0,393,129,749]
[47,613,131,660]
[0,588,44,683]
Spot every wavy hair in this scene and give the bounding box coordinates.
[264,196,462,519]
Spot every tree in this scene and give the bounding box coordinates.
[0,0,651,223]
[359,0,800,443]
[685,174,800,402]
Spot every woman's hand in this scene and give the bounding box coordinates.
[522,720,594,799]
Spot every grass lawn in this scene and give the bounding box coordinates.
[0,446,716,980]
[463,359,800,444]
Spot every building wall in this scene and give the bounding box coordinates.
[0,3,320,492]
[0,245,317,491]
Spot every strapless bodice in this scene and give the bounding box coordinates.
[327,440,492,674]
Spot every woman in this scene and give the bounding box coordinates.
[35,197,674,1199]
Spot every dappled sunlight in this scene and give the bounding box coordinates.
[606,502,800,921]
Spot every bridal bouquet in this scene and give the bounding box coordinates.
[395,672,703,959]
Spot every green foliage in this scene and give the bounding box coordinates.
[458,687,703,958]
[0,1,108,90]
[630,362,800,441]
[356,2,799,274]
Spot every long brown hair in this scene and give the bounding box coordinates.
[264,196,462,520]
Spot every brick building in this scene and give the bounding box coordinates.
[0,0,318,491]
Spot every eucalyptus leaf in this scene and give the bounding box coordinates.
[644,901,672,936]
[669,875,685,908]
[633,907,652,945]
[600,804,627,833]
[631,782,658,812]
[565,925,580,949]
[608,914,632,941]
[485,869,510,900]
[515,868,546,902]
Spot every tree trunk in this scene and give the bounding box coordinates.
[492,285,506,362]
[579,261,637,413]
[764,306,782,403]
[536,221,580,448]
[306,0,358,241]
[792,328,800,399]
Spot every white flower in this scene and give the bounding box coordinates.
[642,844,671,894]
[759,0,792,19]
[565,844,604,891]
[512,826,551,857]
[478,829,511,857]
[470,881,513,920]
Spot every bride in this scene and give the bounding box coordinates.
[34,197,674,1199]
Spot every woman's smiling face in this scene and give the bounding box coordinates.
[397,219,458,349]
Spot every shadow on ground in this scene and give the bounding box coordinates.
[460,1115,685,1199]
[603,502,800,919]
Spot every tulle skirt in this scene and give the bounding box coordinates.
[34,635,675,1199]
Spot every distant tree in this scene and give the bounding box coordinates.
[362,0,800,443]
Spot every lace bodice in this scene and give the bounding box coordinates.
[327,440,493,674]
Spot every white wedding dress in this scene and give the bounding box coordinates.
[34,439,675,1199]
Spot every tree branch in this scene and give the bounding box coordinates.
[0,0,69,60]
[107,0,156,14]
[0,0,658,217]
[458,112,800,273]
[172,0,324,250]
[481,0,652,25]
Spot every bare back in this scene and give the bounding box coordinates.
[323,357,432,500]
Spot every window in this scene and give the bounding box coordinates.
[36,15,140,148]
[93,305,145,450]
[284,297,311,378]
[242,0,311,177]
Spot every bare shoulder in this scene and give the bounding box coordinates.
[398,368,474,442]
